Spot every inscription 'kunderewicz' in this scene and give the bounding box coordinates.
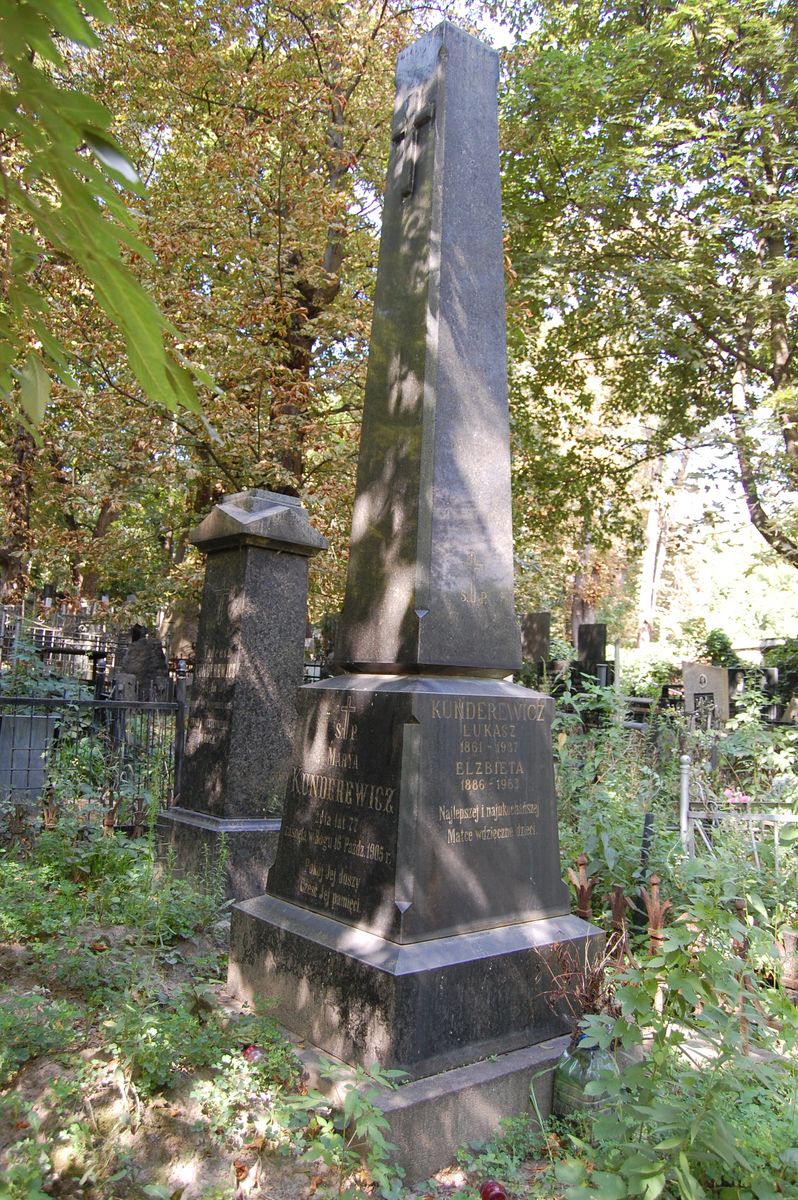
[291,770,395,812]
[431,698,545,721]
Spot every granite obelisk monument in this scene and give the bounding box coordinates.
[228,21,600,1081]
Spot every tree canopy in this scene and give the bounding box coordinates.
[1,0,796,638]
[501,0,798,588]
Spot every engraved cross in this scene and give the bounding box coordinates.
[339,696,357,740]
[391,97,435,199]
[464,551,486,606]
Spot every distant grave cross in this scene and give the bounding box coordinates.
[391,97,435,198]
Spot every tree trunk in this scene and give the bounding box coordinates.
[636,450,690,645]
[733,361,798,569]
[0,427,36,601]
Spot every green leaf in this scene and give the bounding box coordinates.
[164,357,201,413]
[35,0,100,46]
[589,1173,627,1198]
[18,351,51,424]
[555,1159,588,1186]
[674,1152,706,1200]
[0,6,62,64]
[620,1152,662,1178]
[746,893,769,922]
[640,1176,667,1200]
[653,1135,685,1151]
[30,320,77,386]
[751,1179,785,1200]
[186,361,223,395]
[78,0,112,20]
[710,1117,753,1171]
[84,131,143,193]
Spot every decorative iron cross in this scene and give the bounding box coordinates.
[391,97,436,199]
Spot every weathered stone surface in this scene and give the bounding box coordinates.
[172,488,325,899]
[227,26,603,1088]
[157,808,281,901]
[370,1036,568,1180]
[521,612,551,664]
[190,489,327,557]
[267,674,570,941]
[115,636,169,699]
[181,546,310,818]
[333,24,519,676]
[683,661,730,723]
[229,897,594,1079]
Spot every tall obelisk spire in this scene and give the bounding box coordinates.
[335,22,521,676]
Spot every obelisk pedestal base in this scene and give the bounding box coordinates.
[158,808,281,901]
[228,894,602,1079]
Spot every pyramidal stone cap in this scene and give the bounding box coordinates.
[189,488,328,557]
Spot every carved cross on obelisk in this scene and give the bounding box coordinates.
[391,98,436,199]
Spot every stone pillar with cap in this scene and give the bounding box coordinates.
[159,488,327,899]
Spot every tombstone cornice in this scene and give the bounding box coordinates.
[189,489,328,557]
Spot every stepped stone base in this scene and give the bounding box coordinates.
[228,894,601,1079]
[299,1033,569,1182]
[158,808,281,901]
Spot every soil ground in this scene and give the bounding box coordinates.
[2,918,547,1200]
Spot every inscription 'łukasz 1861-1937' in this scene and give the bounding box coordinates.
[266,676,570,944]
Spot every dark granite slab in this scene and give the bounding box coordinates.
[266,674,570,942]
[229,895,600,1078]
[577,623,607,671]
[181,546,310,818]
[158,808,281,901]
[521,612,551,665]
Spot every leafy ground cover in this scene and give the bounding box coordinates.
[3,686,798,1199]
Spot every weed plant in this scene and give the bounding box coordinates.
[537,682,798,1200]
[4,670,798,1198]
[1,782,407,1199]
[553,682,679,899]
[280,1059,407,1200]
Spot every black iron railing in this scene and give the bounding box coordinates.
[0,682,187,836]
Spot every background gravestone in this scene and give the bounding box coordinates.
[0,713,58,812]
[683,661,730,724]
[521,611,551,667]
[113,634,169,700]
[577,622,607,676]
[229,23,601,1089]
[159,489,326,899]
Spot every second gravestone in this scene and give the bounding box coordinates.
[228,22,601,1081]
